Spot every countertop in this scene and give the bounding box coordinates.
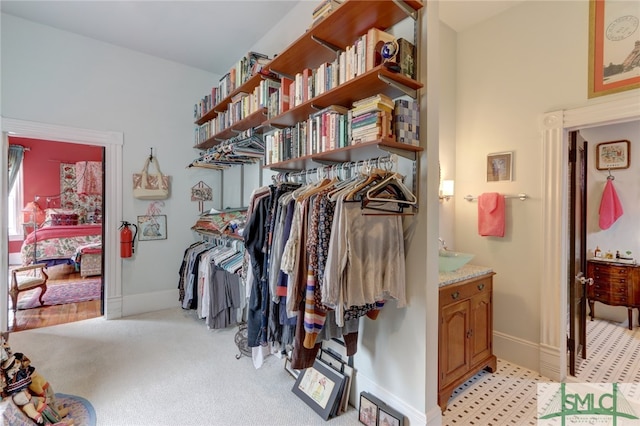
[439,264,493,287]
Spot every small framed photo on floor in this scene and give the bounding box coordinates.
[378,406,404,426]
[292,360,346,420]
[359,392,378,426]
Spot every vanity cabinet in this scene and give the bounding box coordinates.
[438,272,496,412]
[586,260,640,330]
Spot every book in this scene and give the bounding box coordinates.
[279,76,293,114]
[365,28,396,71]
[396,38,416,79]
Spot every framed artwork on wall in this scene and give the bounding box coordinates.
[595,140,630,170]
[137,215,167,241]
[486,151,513,182]
[588,0,640,98]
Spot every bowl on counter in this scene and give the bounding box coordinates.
[439,250,475,272]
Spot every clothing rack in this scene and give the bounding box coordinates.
[272,155,398,185]
[464,193,528,201]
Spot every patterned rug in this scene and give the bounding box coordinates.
[1,393,96,425]
[16,277,102,310]
[56,393,97,426]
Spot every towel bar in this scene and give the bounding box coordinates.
[464,193,528,201]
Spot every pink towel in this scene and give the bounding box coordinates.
[599,179,623,230]
[478,192,505,237]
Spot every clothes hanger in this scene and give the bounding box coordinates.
[364,172,417,206]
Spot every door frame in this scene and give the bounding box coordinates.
[539,92,640,381]
[1,117,124,332]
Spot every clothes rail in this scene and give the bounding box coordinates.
[272,154,398,185]
[464,193,528,201]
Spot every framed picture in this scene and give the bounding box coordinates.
[137,215,167,241]
[595,140,630,170]
[486,151,513,182]
[292,360,346,421]
[378,407,404,426]
[588,0,640,98]
[284,355,301,379]
[359,393,378,426]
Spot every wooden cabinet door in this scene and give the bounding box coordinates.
[440,300,470,387]
[470,290,492,366]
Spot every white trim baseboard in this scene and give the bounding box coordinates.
[122,289,180,317]
[493,331,540,373]
[353,374,431,426]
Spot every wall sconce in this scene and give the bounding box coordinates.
[439,180,454,202]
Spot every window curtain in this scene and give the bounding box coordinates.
[8,145,25,192]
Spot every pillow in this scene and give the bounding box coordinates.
[43,208,85,226]
[50,213,79,226]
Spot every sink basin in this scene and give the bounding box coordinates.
[439,250,474,272]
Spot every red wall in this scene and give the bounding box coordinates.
[8,137,103,253]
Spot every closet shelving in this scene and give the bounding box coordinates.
[194,0,424,168]
[262,0,424,171]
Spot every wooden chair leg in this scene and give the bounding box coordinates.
[37,284,47,306]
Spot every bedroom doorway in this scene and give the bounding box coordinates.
[7,136,105,331]
[2,117,124,333]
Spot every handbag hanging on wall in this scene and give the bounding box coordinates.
[133,156,171,200]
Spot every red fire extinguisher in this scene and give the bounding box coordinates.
[119,221,138,258]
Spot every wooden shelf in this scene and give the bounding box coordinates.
[194,73,273,126]
[192,228,244,241]
[264,66,423,129]
[194,108,267,150]
[267,0,423,77]
[265,138,423,171]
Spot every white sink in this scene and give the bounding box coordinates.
[439,250,474,272]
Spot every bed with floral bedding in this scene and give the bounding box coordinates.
[20,223,102,266]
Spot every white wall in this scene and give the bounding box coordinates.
[1,13,221,312]
[453,0,632,370]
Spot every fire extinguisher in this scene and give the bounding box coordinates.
[119,221,138,258]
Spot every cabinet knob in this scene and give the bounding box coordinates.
[477,283,485,291]
[451,291,460,300]
[466,329,473,338]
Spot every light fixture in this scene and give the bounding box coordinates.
[439,180,454,202]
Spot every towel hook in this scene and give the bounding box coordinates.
[149,147,154,161]
[607,168,615,180]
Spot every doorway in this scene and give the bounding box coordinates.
[8,136,105,331]
[539,93,640,382]
[1,117,124,332]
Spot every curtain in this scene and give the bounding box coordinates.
[8,145,25,192]
[76,161,103,195]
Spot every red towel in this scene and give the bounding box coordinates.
[599,179,623,230]
[478,192,505,237]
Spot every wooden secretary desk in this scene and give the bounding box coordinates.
[586,259,640,330]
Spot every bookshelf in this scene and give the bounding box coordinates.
[192,0,424,172]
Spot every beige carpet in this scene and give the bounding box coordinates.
[9,308,360,426]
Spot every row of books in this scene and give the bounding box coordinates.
[311,0,341,27]
[264,27,415,120]
[264,94,418,165]
[194,77,281,145]
[194,51,270,121]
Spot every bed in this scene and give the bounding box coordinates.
[20,222,102,268]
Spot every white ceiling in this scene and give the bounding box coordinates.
[1,1,523,75]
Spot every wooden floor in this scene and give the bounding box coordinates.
[9,271,102,332]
